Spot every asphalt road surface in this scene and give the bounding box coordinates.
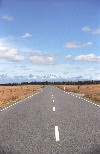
[0,86,100,154]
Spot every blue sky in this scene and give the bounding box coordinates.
[0,0,100,83]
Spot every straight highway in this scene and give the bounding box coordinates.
[0,86,100,154]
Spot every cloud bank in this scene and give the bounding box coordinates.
[0,47,24,61]
[63,41,92,48]
[74,54,100,62]
[30,53,55,65]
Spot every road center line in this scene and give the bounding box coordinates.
[53,100,54,103]
[55,126,60,141]
[53,107,55,111]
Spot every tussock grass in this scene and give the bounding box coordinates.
[57,84,100,103]
[0,85,45,109]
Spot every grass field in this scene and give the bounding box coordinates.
[57,84,100,103]
[0,85,45,109]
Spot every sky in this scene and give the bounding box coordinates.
[0,0,100,83]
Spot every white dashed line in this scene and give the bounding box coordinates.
[55,126,60,142]
[82,99,100,108]
[63,89,100,109]
[53,107,55,111]
[0,93,39,112]
[53,100,55,103]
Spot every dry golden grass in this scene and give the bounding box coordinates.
[0,85,45,109]
[57,84,100,103]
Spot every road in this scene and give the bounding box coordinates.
[0,86,100,154]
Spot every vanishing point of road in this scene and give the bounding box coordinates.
[0,86,100,154]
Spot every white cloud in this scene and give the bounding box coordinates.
[63,41,93,48]
[0,37,24,61]
[81,26,100,34]
[74,54,100,62]
[21,33,32,39]
[92,28,100,34]
[30,53,55,65]
[65,55,72,59]
[85,42,93,46]
[2,15,13,21]
[82,26,91,32]
[0,47,24,61]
